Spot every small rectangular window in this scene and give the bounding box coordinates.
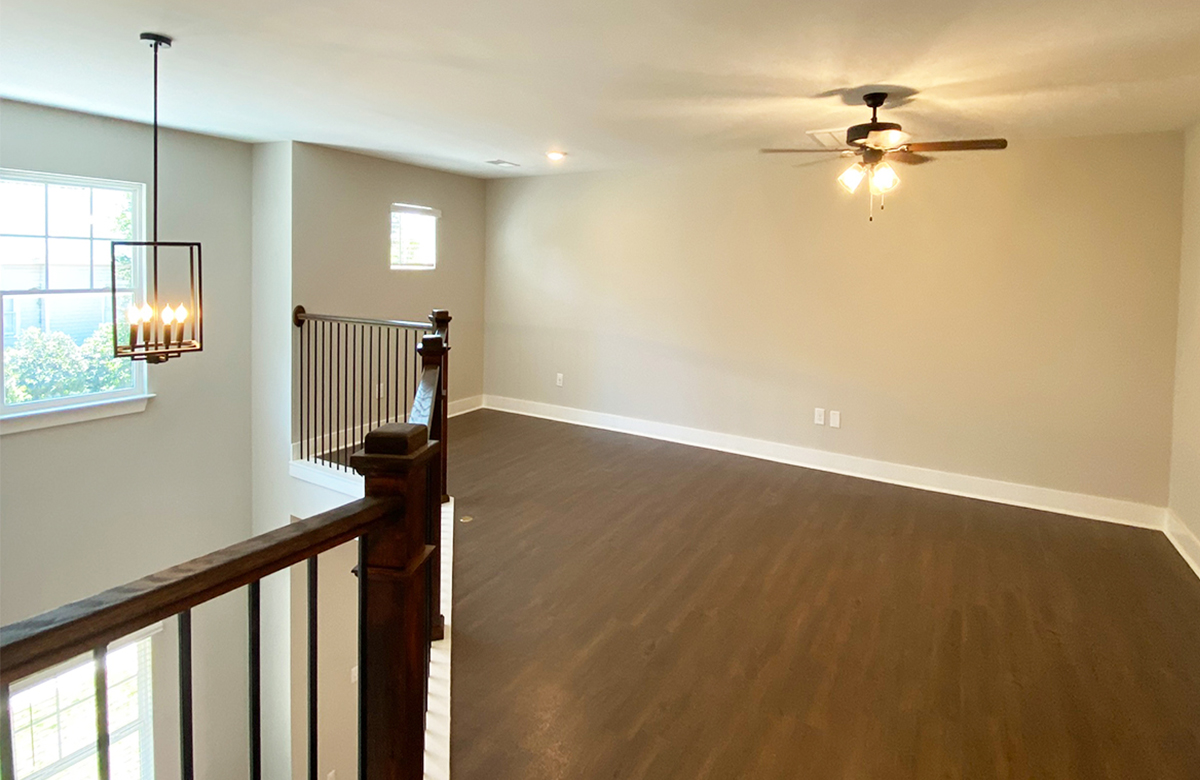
[1,169,148,419]
[8,635,155,780]
[390,204,439,270]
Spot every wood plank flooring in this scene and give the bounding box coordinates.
[447,410,1200,779]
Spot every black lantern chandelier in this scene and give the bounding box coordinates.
[110,32,203,364]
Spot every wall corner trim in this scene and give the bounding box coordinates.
[448,395,484,418]
[479,394,1168,531]
[1166,508,1200,580]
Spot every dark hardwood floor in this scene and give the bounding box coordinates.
[447,410,1200,779]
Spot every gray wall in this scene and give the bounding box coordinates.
[484,133,1185,506]
[0,100,253,780]
[251,140,296,780]
[291,143,487,403]
[1172,125,1200,540]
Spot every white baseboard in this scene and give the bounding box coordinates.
[1166,509,1200,580]
[288,458,364,498]
[480,395,1166,531]
[448,395,484,418]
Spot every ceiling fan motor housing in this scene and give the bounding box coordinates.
[846,121,902,147]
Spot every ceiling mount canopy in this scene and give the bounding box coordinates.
[760,91,1008,221]
[111,32,204,364]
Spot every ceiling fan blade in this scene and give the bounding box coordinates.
[887,151,934,165]
[759,148,854,154]
[904,138,1008,152]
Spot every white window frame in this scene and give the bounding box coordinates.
[389,203,440,270]
[0,168,150,432]
[7,624,159,780]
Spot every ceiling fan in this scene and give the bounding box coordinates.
[760,91,1007,220]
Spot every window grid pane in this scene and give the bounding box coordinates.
[8,638,154,780]
[1,169,145,415]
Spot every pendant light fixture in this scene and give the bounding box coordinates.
[110,32,203,364]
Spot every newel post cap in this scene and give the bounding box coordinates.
[350,422,436,482]
[430,309,451,329]
[418,333,447,358]
[363,423,428,455]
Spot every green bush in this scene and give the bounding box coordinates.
[4,325,133,405]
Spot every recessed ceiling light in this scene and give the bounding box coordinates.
[487,159,520,167]
[546,150,567,162]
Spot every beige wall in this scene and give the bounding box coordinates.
[251,141,296,780]
[1171,125,1200,536]
[0,100,253,780]
[291,143,486,402]
[485,133,1184,505]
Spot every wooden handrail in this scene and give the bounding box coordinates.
[293,306,435,332]
[0,497,397,685]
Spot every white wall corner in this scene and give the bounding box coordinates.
[1166,509,1200,580]
[480,394,1168,531]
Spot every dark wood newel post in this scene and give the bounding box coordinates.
[429,309,451,503]
[351,424,438,780]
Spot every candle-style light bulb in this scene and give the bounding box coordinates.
[126,305,140,350]
[174,304,188,347]
[139,303,153,346]
[160,305,175,349]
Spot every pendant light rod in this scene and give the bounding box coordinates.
[139,33,171,315]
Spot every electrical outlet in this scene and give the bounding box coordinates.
[556,373,563,387]
[814,408,825,425]
[829,411,841,429]
[351,665,358,684]
[377,383,386,399]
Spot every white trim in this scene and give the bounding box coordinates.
[1166,508,1200,580]
[448,394,483,417]
[480,395,1167,530]
[424,498,453,780]
[390,203,441,219]
[288,458,364,498]
[0,393,153,435]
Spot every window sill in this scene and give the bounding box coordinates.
[0,394,154,436]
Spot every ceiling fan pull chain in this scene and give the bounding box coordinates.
[869,191,874,222]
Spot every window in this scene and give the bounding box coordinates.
[0,170,147,419]
[8,635,155,780]
[390,204,439,270]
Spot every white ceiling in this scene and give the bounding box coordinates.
[2,0,1199,177]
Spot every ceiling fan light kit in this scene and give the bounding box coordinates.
[761,91,1008,221]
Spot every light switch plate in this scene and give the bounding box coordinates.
[814,408,825,425]
[829,411,841,429]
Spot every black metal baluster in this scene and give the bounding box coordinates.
[94,646,111,780]
[0,683,14,780]
[179,610,194,780]
[307,556,318,780]
[413,330,419,396]
[338,322,344,470]
[343,322,350,468]
[364,324,369,432]
[394,329,401,422]
[403,330,409,417]
[357,324,362,446]
[298,322,304,462]
[385,328,391,424]
[311,321,317,464]
[318,321,325,465]
[376,326,382,427]
[249,580,262,780]
[350,324,357,455]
